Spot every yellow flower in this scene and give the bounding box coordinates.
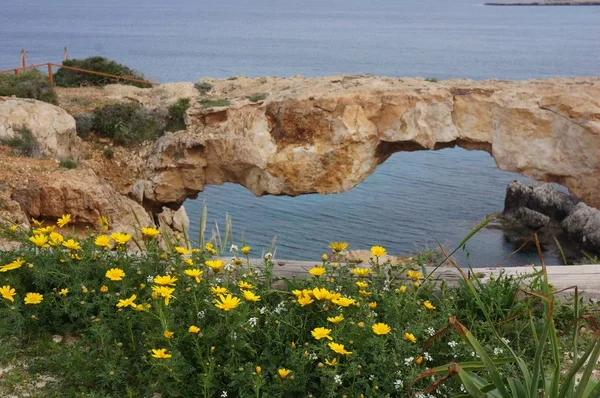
[183,258,194,266]
[357,321,365,328]
[350,268,371,278]
[255,366,262,375]
[297,294,314,307]
[205,259,225,272]
[135,304,146,311]
[141,227,160,238]
[105,268,125,281]
[0,285,16,302]
[116,294,137,308]
[325,358,337,366]
[372,323,391,335]
[407,270,423,281]
[154,275,178,286]
[210,286,228,295]
[311,327,333,340]
[81,286,88,293]
[238,281,254,289]
[332,297,355,307]
[308,267,326,277]
[424,300,436,310]
[100,285,109,293]
[184,268,203,283]
[151,349,172,359]
[355,281,369,289]
[111,232,132,245]
[163,330,174,339]
[0,258,25,272]
[359,290,372,297]
[397,285,407,293]
[278,368,292,380]
[415,355,424,365]
[321,253,328,261]
[241,245,251,255]
[98,216,110,231]
[62,239,81,251]
[205,243,217,255]
[214,294,241,311]
[327,314,344,324]
[58,288,69,296]
[34,225,55,235]
[329,242,349,252]
[151,286,175,306]
[24,292,43,305]
[57,214,71,228]
[370,245,386,257]
[9,225,18,232]
[312,287,332,301]
[31,218,43,227]
[49,232,64,246]
[328,342,352,355]
[242,290,261,302]
[404,332,417,343]
[188,325,200,334]
[94,235,112,248]
[368,302,377,310]
[29,234,49,248]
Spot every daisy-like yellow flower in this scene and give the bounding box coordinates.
[205,259,225,272]
[278,368,291,380]
[308,267,326,277]
[29,234,49,248]
[238,281,254,289]
[297,294,314,307]
[368,302,377,310]
[58,288,69,296]
[332,297,356,307]
[62,239,81,251]
[151,286,175,306]
[163,330,174,339]
[9,225,18,232]
[184,268,203,283]
[329,242,349,252]
[327,314,344,324]
[372,323,391,335]
[151,349,172,359]
[241,245,251,255]
[407,270,423,281]
[0,258,25,272]
[106,268,125,281]
[321,253,328,261]
[397,285,407,293]
[355,281,369,289]
[31,218,43,227]
[255,366,262,375]
[241,290,261,302]
[312,287,332,301]
[98,216,110,231]
[0,285,16,302]
[359,290,372,297]
[24,292,43,305]
[357,321,365,328]
[94,235,112,248]
[34,225,55,235]
[210,286,228,295]
[48,232,64,246]
[404,332,417,343]
[205,243,217,255]
[415,355,424,365]
[311,327,333,340]
[111,232,132,245]
[424,300,436,310]
[232,258,243,266]
[370,245,386,257]
[328,342,352,355]
[100,285,109,293]
[116,294,137,308]
[188,325,200,334]
[325,358,337,366]
[350,268,371,278]
[154,275,178,286]
[183,258,194,266]
[214,294,241,311]
[57,214,71,228]
[141,227,160,238]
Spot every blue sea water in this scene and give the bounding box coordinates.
[2,0,599,265]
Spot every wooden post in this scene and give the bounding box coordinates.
[63,47,68,61]
[20,49,26,68]
[47,63,54,85]
[14,68,19,76]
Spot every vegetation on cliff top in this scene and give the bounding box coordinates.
[54,57,151,88]
[0,70,58,105]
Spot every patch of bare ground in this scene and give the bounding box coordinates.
[55,86,131,115]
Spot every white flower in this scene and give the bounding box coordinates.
[471,351,476,357]
[146,275,154,283]
[501,337,510,345]
[427,327,436,336]
[460,384,466,393]
[424,352,433,361]
[448,340,458,349]
[308,353,317,361]
[259,307,266,315]
[334,374,342,385]
[493,347,504,356]
[264,252,272,260]
[230,245,238,253]
[394,379,404,390]
[274,301,286,314]
[404,357,414,366]
[369,375,375,381]
[224,263,233,271]
[221,392,227,398]
[248,317,258,327]
[198,310,206,319]
[231,332,237,340]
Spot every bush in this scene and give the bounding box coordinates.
[0,126,40,157]
[92,103,162,146]
[165,98,191,132]
[59,158,77,169]
[200,98,230,109]
[73,113,96,139]
[248,93,268,103]
[102,148,114,159]
[0,70,57,104]
[424,77,438,83]
[53,57,151,88]
[194,82,213,95]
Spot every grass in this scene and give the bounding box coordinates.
[200,98,231,109]
[165,98,191,132]
[194,82,213,95]
[59,158,77,169]
[248,93,268,103]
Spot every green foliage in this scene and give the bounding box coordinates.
[73,113,95,139]
[424,77,438,83]
[59,158,77,169]
[53,57,151,88]
[0,70,58,104]
[102,148,114,159]
[165,98,191,132]
[1,126,40,157]
[248,93,268,103]
[194,82,213,94]
[199,98,230,109]
[92,103,162,146]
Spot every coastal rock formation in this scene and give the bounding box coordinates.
[0,98,78,159]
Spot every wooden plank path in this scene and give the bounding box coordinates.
[248,258,600,300]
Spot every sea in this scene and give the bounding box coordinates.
[2,0,599,266]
